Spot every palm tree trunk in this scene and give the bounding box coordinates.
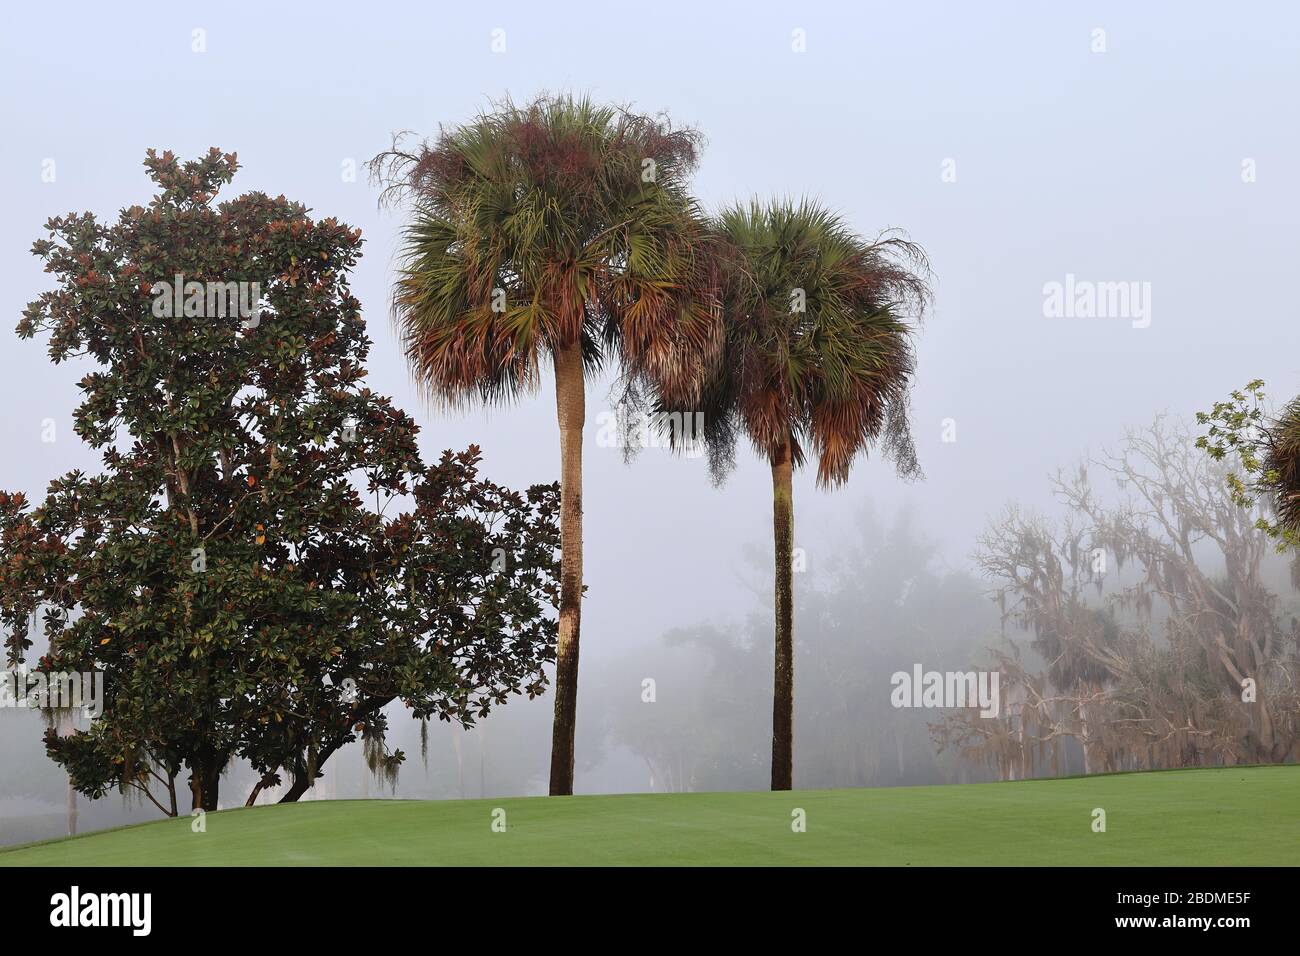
[549,340,585,795]
[770,437,795,791]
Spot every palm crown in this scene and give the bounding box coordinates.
[694,199,929,483]
[375,94,720,404]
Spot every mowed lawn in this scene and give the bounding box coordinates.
[2,766,1295,866]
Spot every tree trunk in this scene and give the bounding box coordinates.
[59,711,78,834]
[1078,694,1092,776]
[278,743,343,803]
[188,753,222,812]
[479,723,488,798]
[451,722,465,799]
[277,775,313,804]
[770,436,795,791]
[549,340,586,796]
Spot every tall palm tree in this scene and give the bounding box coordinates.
[675,199,930,790]
[372,95,719,795]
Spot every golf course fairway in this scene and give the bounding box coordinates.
[2,765,1294,866]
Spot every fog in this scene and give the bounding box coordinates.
[1,1,1297,844]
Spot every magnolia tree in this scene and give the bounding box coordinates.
[0,149,560,814]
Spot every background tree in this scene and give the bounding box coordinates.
[937,416,1300,776]
[661,199,929,790]
[371,94,720,795]
[973,507,1121,774]
[0,148,559,814]
[600,509,993,791]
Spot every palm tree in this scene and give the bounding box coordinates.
[1263,397,1300,534]
[674,199,930,790]
[372,95,719,795]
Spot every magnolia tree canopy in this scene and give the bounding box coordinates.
[0,149,560,813]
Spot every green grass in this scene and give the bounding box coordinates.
[2,765,1295,866]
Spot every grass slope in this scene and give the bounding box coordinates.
[2,766,1295,866]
